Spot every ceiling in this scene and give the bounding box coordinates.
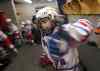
[14,0,56,4]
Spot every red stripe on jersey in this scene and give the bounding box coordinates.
[80,21,88,27]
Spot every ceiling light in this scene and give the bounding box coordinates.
[47,0,53,2]
[24,0,32,3]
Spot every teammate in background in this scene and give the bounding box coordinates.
[20,20,33,44]
[32,15,41,44]
[5,18,21,45]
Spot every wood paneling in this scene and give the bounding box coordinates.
[62,0,100,14]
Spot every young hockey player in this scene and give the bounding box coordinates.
[5,18,21,45]
[36,6,94,71]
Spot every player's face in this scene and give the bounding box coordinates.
[40,18,52,30]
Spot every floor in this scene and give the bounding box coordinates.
[3,42,100,71]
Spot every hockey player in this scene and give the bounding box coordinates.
[35,6,94,71]
[5,18,21,45]
[25,20,33,44]
[20,20,33,44]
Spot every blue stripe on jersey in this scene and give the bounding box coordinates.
[46,26,70,56]
[48,39,60,56]
[51,31,60,40]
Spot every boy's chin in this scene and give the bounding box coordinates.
[42,28,49,31]
[43,27,50,30]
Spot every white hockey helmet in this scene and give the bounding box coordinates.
[20,21,25,27]
[26,20,32,25]
[20,24,24,28]
[67,19,94,42]
[36,6,59,20]
[21,21,26,25]
[6,18,12,23]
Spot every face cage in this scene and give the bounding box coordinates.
[37,16,54,28]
